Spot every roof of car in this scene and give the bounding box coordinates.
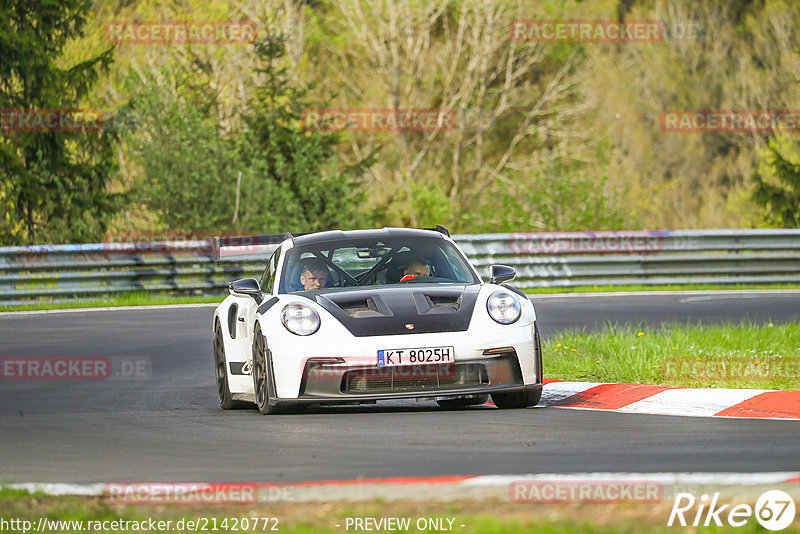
[291,227,445,247]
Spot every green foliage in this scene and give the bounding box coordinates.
[126,27,372,235]
[475,156,634,232]
[752,135,800,228]
[5,0,800,241]
[406,179,455,230]
[238,29,372,233]
[0,0,120,245]
[123,68,243,232]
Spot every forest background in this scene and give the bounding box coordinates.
[1,0,799,246]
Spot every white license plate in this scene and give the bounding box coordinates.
[377,346,454,367]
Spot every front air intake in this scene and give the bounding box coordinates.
[341,363,488,394]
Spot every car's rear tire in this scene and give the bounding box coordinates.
[214,322,248,410]
[492,388,542,409]
[252,325,286,415]
[436,394,489,410]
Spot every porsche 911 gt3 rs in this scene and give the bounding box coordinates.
[211,226,543,414]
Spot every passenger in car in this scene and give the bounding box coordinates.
[400,259,431,281]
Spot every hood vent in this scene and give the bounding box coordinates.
[413,292,461,315]
[431,295,460,310]
[336,295,394,318]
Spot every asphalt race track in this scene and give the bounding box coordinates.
[0,291,798,484]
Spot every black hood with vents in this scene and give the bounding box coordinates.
[305,284,481,337]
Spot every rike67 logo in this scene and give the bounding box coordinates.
[668,490,796,531]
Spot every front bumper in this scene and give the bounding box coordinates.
[296,351,528,402]
[263,320,543,404]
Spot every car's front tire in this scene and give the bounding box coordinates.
[214,321,248,410]
[252,325,286,415]
[491,388,542,409]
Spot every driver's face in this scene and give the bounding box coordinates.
[300,269,327,290]
[404,262,430,278]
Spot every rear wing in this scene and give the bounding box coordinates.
[211,233,292,262]
[421,225,450,237]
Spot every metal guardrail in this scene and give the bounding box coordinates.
[457,229,800,288]
[1,229,799,305]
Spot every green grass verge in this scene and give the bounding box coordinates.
[524,283,800,294]
[0,487,45,499]
[0,292,223,312]
[0,491,781,533]
[545,321,800,389]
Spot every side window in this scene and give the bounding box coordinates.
[260,248,280,293]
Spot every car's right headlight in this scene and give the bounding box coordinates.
[486,291,521,325]
[281,303,320,336]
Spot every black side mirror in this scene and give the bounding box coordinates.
[228,278,263,301]
[489,264,516,285]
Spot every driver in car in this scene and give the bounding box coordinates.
[299,257,329,290]
[400,259,430,281]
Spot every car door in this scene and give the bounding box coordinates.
[228,246,281,376]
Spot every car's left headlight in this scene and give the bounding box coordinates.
[486,291,521,325]
[281,303,320,336]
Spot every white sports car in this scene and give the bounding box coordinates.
[211,226,543,414]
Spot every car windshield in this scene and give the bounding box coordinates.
[279,236,480,293]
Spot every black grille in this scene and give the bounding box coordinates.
[341,363,489,394]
